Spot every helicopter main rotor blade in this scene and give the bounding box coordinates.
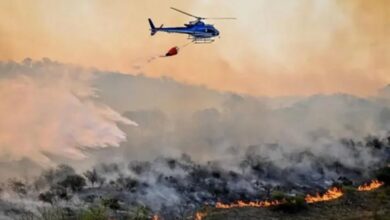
[205,17,237,20]
[170,7,204,19]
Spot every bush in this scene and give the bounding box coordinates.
[342,185,357,194]
[38,206,77,220]
[270,191,286,200]
[337,176,353,186]
[80,206,108,220]
[276,196,306,213]
[50,185,70,200]
[271,191,307,213]
[59,174,86,192]
[341,185,360,204]
[83,169,105,187]
[38,191,55,204]
[116,177,139,192]
[8,179,27,196]
[102,198,121,210]
[131,205,151,220]
[375,167,390,185]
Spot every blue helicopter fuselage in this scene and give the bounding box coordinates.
[148,19,219,39]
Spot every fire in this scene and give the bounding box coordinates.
[215,199,282,209]
[357,179,384,191]
[154,179,383,219]
[192,179,384,217]
[305,187,343,203]
[194,211,207,220]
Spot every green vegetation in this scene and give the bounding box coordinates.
[80,206,108,220]
[270,191,307,213]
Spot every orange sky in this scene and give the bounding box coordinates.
[0,0,388,96]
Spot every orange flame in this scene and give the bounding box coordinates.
[357,179,384,191]
[194,211,207,220]
[154,179,382,219]
[215,199,282,209]
[305,187,343,203]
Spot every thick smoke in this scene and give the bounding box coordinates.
[70,72,390,217]
[88,73,390,174]
[0,59,136,165]
[0,63,389,219]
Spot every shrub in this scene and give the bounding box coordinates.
[131,205,151,220]
[276,196,306,213]
[271,191,307,213]
[50,185,70,200]
[270,191,286,200]
[341,185,360,204]
[38,191,55,204]
[59,174,86,192]
[342,185,357,194]
[102,198,121,210]
[83,169,105,187]
[375,167,390,185]
[80,206,108,220]
[8,179,27,196]
[38,206,76,220]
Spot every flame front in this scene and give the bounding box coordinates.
[215,199,282,209]
[357,179,384,191]
[155,180,381,219]
[305,187,343,203]
[195,211,207,220]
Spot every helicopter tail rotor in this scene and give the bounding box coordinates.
[148,18,163,36]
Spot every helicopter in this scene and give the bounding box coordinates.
[148,7,236,43]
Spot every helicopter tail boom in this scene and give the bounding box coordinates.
[148,18,164,36]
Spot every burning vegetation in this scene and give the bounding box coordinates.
[194,211,207,220]
[357,179,384,191]
[214,186,348,209]
[0,135,389,220]
[215,200,282,209]
[192,182,385,220]
[304,187,343,203]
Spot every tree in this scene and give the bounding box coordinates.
[59,174,86,192]
[102,198,121,210]
[375,167,390,185]
[84,169,99,187]
[8,179,27,196]
[38,191,55,204]
[38,164,76,188]
[131,206,151,220]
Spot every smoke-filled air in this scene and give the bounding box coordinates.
[0,59,136,165]
[0,1,389,220]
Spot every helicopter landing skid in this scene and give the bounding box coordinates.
[189,37,215,44]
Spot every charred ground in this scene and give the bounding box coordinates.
[0,136,389,220]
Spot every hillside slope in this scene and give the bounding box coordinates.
[203,186,390,220]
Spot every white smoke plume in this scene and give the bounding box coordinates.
[88,72,390,177]
[0,58,136,165]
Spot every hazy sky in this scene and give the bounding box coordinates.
[0,0,388,96]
